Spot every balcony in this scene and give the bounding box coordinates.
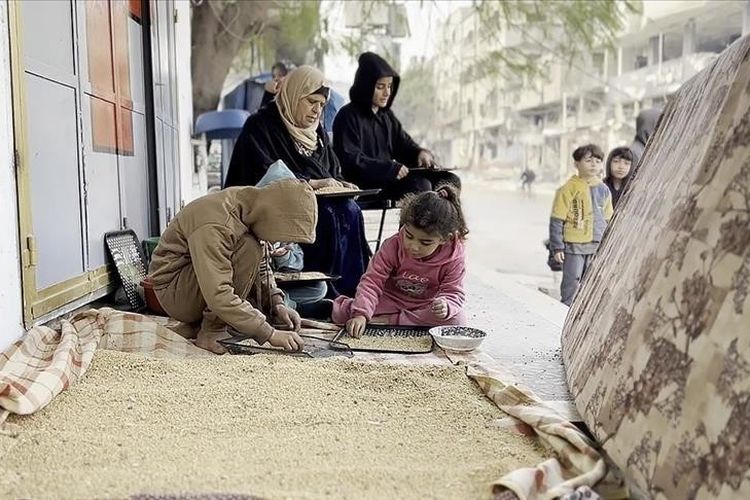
[607,52,718,104]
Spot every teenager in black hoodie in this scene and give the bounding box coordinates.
[333,52,460,200]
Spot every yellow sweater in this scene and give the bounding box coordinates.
[551,175,613,244]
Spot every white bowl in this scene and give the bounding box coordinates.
[429,326,487,352]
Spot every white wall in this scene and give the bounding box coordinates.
[0,2,26,352]
[174,0,203,204]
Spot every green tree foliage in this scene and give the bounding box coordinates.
[466,0,641,82]
[191,0,323,119]
[391,61,435,145]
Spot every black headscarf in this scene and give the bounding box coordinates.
[349,52,401,111]
[630,108,662,167]
[332,52,422,186]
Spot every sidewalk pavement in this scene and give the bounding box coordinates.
[463,263,576,420]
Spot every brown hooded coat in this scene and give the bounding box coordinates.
[148,179,317,342]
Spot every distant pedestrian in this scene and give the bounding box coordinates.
[549,144,613,306]
[604,146,633,207]
[260,61,289,107]
[520,168,536,196]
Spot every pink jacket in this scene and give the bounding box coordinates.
[345,228,466,321]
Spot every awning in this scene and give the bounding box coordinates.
[194,110,250,140]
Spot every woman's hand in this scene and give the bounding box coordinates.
[268,329,305,352]
[417,150,435,168]
[272,304,301,331]
[396,165,409,180]
[264,79,281,94]
[340,181,359,190]
[346,316,367,338]
[431,298,448,319]
[309,178,343,190]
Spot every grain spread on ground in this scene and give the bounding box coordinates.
[0,350,546,499]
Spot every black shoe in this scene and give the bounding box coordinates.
[296,299,333,320]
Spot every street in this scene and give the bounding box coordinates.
[363,180,573,408]
[462,181,556,293]
[367,180,560,297]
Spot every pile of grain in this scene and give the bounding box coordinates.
[0,351,546,499]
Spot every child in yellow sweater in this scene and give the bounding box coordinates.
[549,144,613,306]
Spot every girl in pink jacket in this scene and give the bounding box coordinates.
[332,185,468,337]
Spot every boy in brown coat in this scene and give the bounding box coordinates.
[147,179,317,354]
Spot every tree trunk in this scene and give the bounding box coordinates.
[190,1,271,119]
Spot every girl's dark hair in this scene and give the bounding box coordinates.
[605,146,634,181]
[572,143,604,161]
[399,185,468,240]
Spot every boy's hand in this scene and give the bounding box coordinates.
[268,329,304,352]
[346,316,367,338]
[431,298,448,319]
[554,251,565,264]
[272,304,301,332]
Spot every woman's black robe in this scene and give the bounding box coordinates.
[225,105,371,297]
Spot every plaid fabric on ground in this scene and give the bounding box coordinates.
[1,308,615,499]
[0,308,209,427]
[445,350,627,500]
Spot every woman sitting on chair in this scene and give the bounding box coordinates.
[224,66,370,297]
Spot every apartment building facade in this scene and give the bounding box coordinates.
[428,1,750,183]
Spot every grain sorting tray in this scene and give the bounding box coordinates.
[330,325,434,354]
[220,333,353,359]
[104,229,148,311]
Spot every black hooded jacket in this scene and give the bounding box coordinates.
[332,52,423,187]
[629,108,661,168]
[224,104,343,188]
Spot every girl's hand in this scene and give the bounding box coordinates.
[271,246,289,257]
[431,298,448,319]
[346,316,367,338]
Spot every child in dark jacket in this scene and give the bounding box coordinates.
[332,185,468,337]
[332,52,461,200]
[603,146,633,207]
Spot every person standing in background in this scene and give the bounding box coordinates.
[260,61,289,107]
[630,108,661,168]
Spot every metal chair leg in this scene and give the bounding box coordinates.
[375,206,387,252]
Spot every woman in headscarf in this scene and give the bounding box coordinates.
[225,66,371,297]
